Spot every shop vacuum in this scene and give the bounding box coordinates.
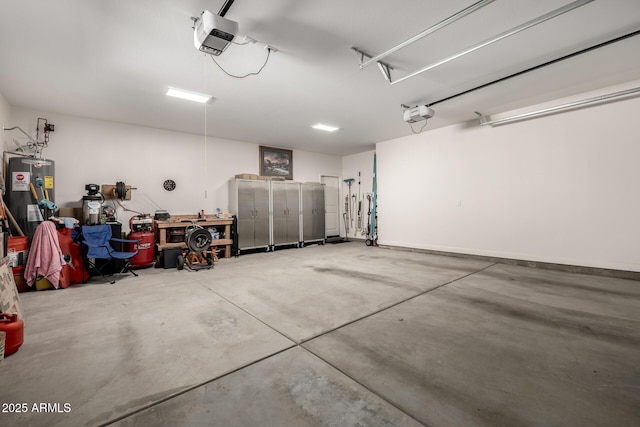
[128,214,155,268]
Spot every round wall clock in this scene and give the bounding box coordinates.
[163,179,176,191]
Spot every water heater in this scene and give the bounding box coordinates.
[5,157,56,237]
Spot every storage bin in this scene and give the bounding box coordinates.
[163,247,182,269]
[7,236,29,268]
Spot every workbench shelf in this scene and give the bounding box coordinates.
[155,215,234,259]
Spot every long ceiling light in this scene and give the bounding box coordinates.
[311,123,340,132]
[390,0,594,86]
[360,0,496,69]
[478,86,640,126]
[166,87,214,103]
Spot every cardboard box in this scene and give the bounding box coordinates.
[12,265,29,293]
[235,173,258,180]
[58,206,82,220]
[0,259,24,320]
[7,236,28,268]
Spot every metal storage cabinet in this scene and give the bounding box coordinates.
[301,182,325,245]
[229,179,270,251]
[270,181,300,249]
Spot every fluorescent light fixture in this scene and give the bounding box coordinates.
[166,87,213,103]
[479,86,640,126]
[311,123,340,132]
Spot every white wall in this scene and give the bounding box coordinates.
[294,149,344,183]
[377,81,640,272]
[0,91,10,143]
[8,107,342,231]
[7,81,639,272]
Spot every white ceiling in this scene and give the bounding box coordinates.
[1,0,639,156]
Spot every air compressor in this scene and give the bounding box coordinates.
[128,214,155,268]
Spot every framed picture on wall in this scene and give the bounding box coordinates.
[259,146,293,180]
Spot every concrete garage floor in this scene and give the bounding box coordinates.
[1,242,638,426]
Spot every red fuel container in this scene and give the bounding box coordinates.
[0,313,24,356]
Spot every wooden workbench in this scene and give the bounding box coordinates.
[155,216,234,258]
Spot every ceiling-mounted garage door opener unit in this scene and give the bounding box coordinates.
[193,10,238,56]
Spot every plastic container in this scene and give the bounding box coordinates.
[57,227,87,288]
[162,247,182,269]
[12,265,30,292]
[35,277,54,291]
[0,313,24,356]
[169,229,185,243]
[7,236,29,268]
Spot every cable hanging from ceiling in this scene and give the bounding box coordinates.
[409,121,429,135]
[209,46,274,79]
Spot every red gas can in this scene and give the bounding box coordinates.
[57,227,88,287]
[0,313,24,356]
[128,215,155,268]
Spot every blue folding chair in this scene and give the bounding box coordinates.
[76,225,140,284]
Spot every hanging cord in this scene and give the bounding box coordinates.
[204,52,208,201]
[110,183,144,215]
[113,196,144,216]
[210,47,272,79]
[410,121,429,134]
[231,36,256,46]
